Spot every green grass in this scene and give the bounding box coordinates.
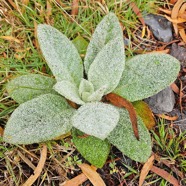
[0,0,185,185]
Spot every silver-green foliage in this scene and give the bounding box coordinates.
[107,109,151,162]
[3,13,180,166]
[3,94,74,144]
[114,53,180,102]
[6,74,56,104]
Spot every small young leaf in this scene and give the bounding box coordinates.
[84,12,124,74]
[6,74,56,104]
[53,81,85,105]
[37,24,83,85]
[114,53,180,102]
[3,94,74,144]
[72,102,120,140]
[107,108,152,163]
[132,101,155,130]
[86,85,107,102]
[72,128,110,168]
[88,37,125,94]
[72,35,88,55]
[79,79,94,98]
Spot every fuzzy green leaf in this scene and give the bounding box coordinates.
[6,74,56,104]
[107,108,152,162]
[37,24,83,85]
[3,94,74,144]
[53,81,85,105]
[72,102,119,140]
[72,35,88,55]
[72,128,110,168]
[88,37,125,94]
[114,53,180,102]
[79,79,94,98]
[84,12,124,74]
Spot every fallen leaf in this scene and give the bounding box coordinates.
[22,144,47,186]
[78,163,106,186]
[46,0,52,23]
[159,8,172,15]
[179,29,186,43]
[7,0,17,10]
[62,173,87,186]
[132,101,155,130]
[105,93,139,140]
[0,127,4,137]
[129,2,145,26]
[170,0,178,4]
[156,114,178,121]
[71,0,79,17]
[171,0,184,34]
[0,36,21,43]
[17,150,36,170]
[146,49,170,54]
[171,83,184,97]
[139,155,154,186]
[165,15,186,23]
[151,165,180,186]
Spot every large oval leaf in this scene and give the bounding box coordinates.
[72,128,110,168]
[114,53,180,102]
[37,24,83,86]
[3,94,74,144]
[84,12,124,74]
[88,37,125,95]
[6,74,56,104]
[72,102,119,140]
[107,108,152,163]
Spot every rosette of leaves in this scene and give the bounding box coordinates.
[3,13,180,168]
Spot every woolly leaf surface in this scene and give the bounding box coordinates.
[88,38,125,94]
[79,79,94,98]
[107,108,152,162]
[37,24,83,85]
[72,102,119,140]
[84,13,124,74]
[6,74,56,104]
[114,53,180,102]
[72,128,110,168]
[53,81,85,105]
[3,94,74,144]
[86,85,107,102]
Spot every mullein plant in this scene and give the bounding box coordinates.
[3,13,180,168]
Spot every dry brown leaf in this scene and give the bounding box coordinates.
[129,2,145,26]
[170,0,178,4]
[171,0,184,34]
[159,8,172,15]
[22,144,47,186]
[146,49,170,54]
[156,114,178,121]
[62,173,88,186]
[17,151,36,170]
[71,0,79,17]
[0,36,21,43]
[78,163,106,186]
[0,127,4,137]
[165,15,186,23]
[151,165,180,186]
[105,93,139,140]
[179,29,186,43]
[46,0,52,23]
[7,0,17,10]
[171,83,184,97]
[139,155,154,186]
[172,0,184,19]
